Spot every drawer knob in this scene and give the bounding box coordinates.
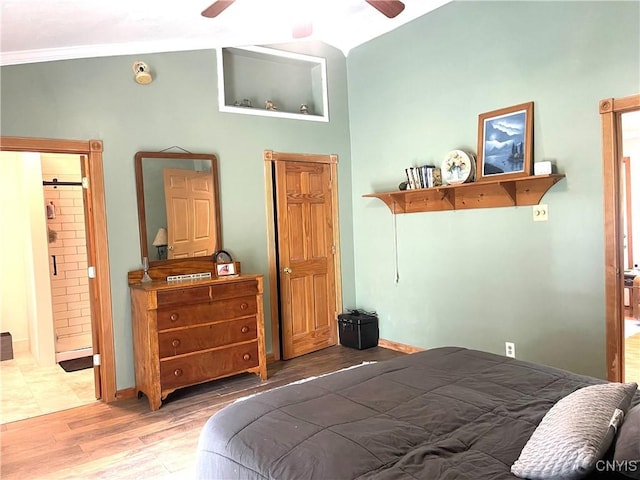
[174,368,183,377]
[170,313,179,322]
[243,353,251,361]
[240,302,248,310]
[241,326,249,334]
[171,339,180,348]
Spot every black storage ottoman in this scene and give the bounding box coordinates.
[338,311,379,350]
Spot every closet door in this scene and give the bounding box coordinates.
[273,154,339,359]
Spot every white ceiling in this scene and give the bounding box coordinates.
[0,0,451,66]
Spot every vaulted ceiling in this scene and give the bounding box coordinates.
[0,0,450,66]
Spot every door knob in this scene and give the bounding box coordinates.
[283,267,292,274]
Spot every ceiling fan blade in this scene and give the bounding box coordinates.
[365,0,405,18]
[292,21,313,39]
[201,0,235,18]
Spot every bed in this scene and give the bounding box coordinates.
[195,347,639,479]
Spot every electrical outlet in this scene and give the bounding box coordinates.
[505,342,516,358]
[533,204,548,222]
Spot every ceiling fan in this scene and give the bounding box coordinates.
[201,0,406,38]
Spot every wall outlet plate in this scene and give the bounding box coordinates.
[505,341,516,358]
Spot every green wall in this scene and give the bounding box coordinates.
[347,1,639,378]
[0,42,355,390]
[1,1,638,389]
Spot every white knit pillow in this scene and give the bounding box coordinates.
[511,382,638,480]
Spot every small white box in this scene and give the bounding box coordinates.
[534,161,553,175]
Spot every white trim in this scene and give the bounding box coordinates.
[0,39,224,67]
[55,346,93,363]
[218,105,329,122]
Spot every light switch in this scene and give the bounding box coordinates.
[533,204,548,222]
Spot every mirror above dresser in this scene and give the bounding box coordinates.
[134,151,221,265]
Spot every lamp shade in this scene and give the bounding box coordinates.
[152,227,168,246]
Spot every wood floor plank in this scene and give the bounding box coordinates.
[0,345,405,480]
[1,445,89,478]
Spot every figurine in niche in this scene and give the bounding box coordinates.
[241,98,252,108]
[265,99,278,111]
[299,104,309,114]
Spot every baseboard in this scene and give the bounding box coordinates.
[55,347,93,363]
[378,338,424,354]
[13,338,30,353]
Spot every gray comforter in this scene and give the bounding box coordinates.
[196,347,633,479]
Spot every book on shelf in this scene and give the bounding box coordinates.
[405,165,442,189]
[405,167,419,189]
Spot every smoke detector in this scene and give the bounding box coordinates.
[132,61,153,85]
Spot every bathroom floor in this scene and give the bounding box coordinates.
[0,350,96,424]
[626,314,640,384]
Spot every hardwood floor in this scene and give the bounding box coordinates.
[0,345,404,480]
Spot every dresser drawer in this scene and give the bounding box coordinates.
[160,341,259,390]
[157,295,257,330]
[156,280,259,308]
[158,317,257,358]
[157,286,210,307]
[210,280,258,300]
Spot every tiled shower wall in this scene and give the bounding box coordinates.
[41,155,92,354]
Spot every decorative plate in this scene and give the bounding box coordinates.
[441,150,475,185]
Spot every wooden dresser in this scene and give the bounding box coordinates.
[129,274,267,410]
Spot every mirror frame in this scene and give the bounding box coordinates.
[134,151,221,265]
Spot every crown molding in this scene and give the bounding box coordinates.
[0,39,226,67]
[0,34,348,67]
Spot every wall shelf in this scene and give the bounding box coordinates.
[363,174,565,214]
[216,46,329,122]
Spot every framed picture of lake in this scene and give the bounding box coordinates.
[476,102,533,181]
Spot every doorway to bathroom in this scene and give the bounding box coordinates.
[0,136,116,424]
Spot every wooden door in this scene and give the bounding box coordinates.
[164,168,215,259]
[274,156,339,359]
[78,154,102,399]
